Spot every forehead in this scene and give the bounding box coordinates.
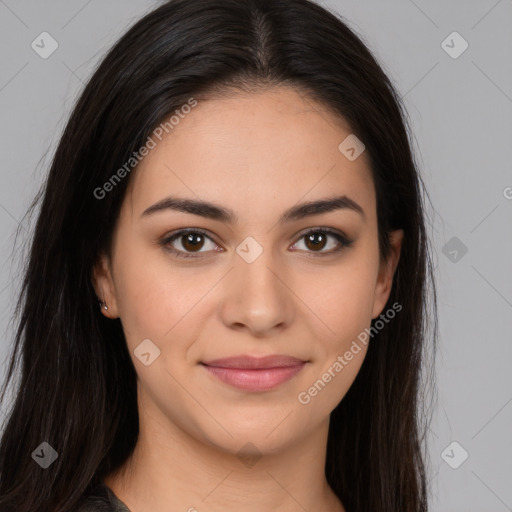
[126,86,375,222]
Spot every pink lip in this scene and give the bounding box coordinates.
[201,355,307,392]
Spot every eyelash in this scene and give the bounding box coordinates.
[160,227,354,259]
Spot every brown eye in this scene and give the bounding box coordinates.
[291,228,353,256]
[161,229,219,258]
[304,232,328,251]
[180,232,205,252]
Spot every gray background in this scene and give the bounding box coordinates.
[0,1,511,511]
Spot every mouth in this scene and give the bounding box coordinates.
[200,355,308,392]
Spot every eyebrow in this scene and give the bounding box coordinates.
[141,194,365,224]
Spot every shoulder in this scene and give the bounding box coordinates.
[74,482,131,512]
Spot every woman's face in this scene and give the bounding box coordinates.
[94,86,403,457]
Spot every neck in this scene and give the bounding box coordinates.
[104,394,345,512]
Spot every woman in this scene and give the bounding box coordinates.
[0,0,438,510]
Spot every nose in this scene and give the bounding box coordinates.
[217,248,295,337]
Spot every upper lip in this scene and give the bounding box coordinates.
[201,355,307,369]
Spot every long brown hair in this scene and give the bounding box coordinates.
[0,1,437,510]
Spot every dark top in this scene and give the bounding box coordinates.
[75,482,131,512]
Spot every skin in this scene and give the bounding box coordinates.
[93,86,403,512]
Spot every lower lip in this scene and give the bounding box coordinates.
[201,363,306,392]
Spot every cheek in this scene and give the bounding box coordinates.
[111,237,174,340]
[113,242,217,356]
[295,274,373,418]
[298,259,377,341]
[292,257,376,410]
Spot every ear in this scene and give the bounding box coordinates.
[371,229,404,319]
[92,252,119,319]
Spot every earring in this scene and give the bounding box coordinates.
[98,300,108,311]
